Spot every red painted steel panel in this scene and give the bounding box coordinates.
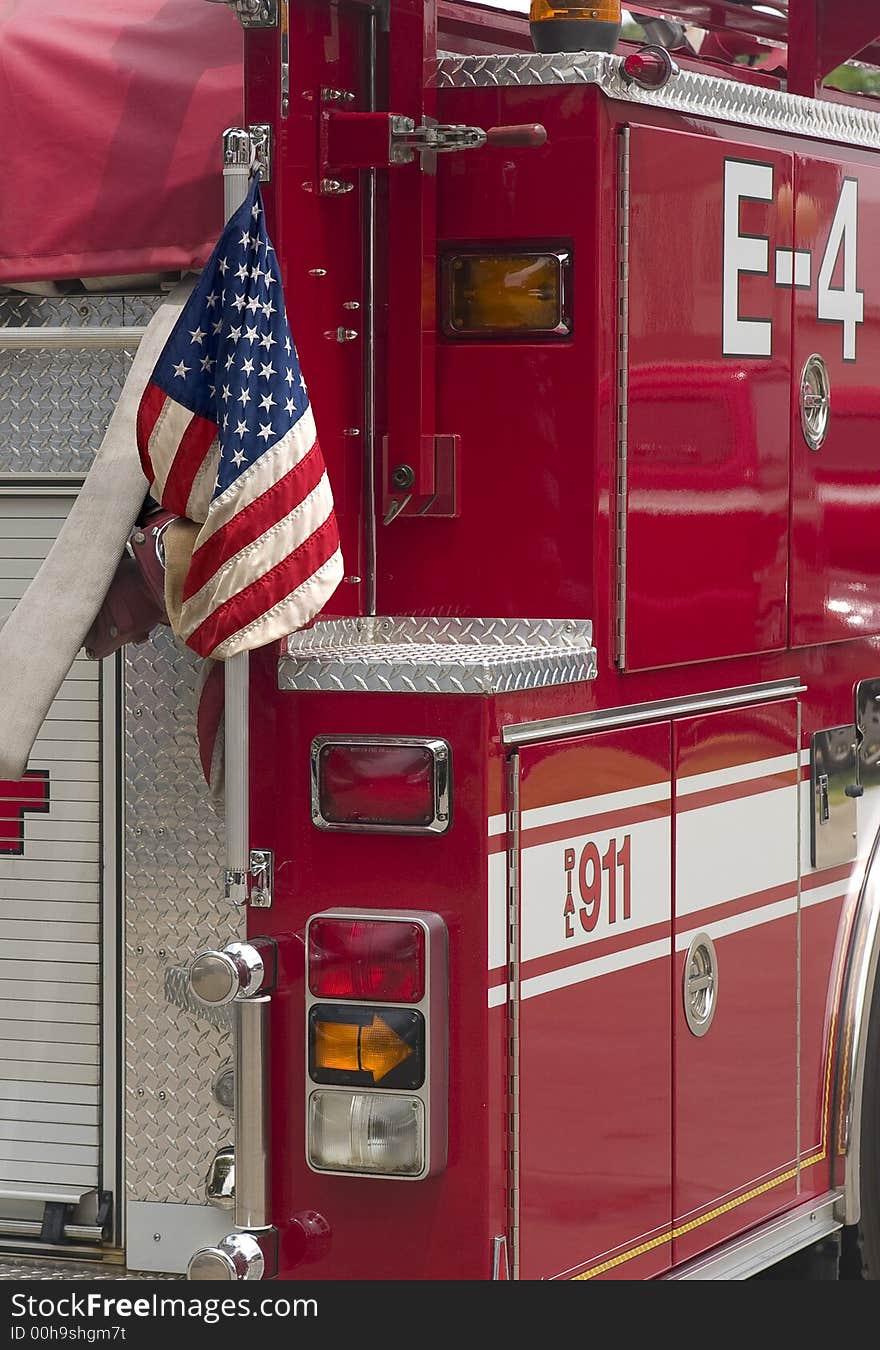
[672,701,799,1264]
[790,153,880,646]
[247,652,503,1279]
[624,127,792,671]
[517,724,672,1280]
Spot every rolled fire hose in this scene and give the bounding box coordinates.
[0,279,194,781]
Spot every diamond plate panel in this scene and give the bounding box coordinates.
[125,631,242,1207]
[0,1257,179,1280]
[433,51,880,152]
[0,297,137,476]
[279,616,597,694]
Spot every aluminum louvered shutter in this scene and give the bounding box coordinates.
[0,493,102,1201]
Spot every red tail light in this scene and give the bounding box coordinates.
[308,916,425,1002]
[311,736,451,833]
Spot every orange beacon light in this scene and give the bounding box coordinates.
[529,0,622,54]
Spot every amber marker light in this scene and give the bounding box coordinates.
[443,250,572,338]
[309,1003,426,1090]
[529,0,621,55]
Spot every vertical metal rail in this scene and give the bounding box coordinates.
[615,127,631,671]
[363,6,379,615]
[234,997,271,1230]
[223,139,254,910]
[506,753,521,1280]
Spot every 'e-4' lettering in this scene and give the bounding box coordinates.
[563,835,632,939]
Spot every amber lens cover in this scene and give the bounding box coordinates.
[309,1004,426,1090]
[444,251,570,336]
[529,0,620,20]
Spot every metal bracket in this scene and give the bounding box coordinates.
[223,124,273,184]
[205,0,279,28]
[390,117,486,166]
[249,849,274,909]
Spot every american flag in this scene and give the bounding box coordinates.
[136,178,343,660]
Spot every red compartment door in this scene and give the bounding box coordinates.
[517,723,672,1280]
[623,126,792,670]
[672,700,800,1264]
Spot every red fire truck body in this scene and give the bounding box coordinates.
[189,0,880,1283]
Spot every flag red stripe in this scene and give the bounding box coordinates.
[161,412,217,518]
[181,439,326,603]
[186,511,340,657]
[136,382,167,487]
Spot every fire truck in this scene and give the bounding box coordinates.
[3,0,880,1283]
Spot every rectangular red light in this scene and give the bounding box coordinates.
[308,917,425,1002]
[311,737,450,833]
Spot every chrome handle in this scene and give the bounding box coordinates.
[187,1232,265,1282]
[188,941,266,1007]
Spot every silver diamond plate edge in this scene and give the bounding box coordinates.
[433,50,880,151]
[125,630,242,1208]
[0,1258,179,1281]
[164,965,233,1032]
[280,616,596,694]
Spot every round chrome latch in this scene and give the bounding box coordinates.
[684,933,718,1038]
[187,1232,265,1282]
[800,353,831,451]
[189,942,265,1007]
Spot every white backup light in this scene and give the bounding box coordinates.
[308,1090,425,1176]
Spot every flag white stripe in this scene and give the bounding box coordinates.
[196,408,317,543]
[147,399,197,503]
[210,547,344,660]
[177,474,335,635]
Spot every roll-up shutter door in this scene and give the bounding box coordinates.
[0,492,105,1206]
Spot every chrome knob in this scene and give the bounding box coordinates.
[187,1232,265,1282]
[205,1145,235,1210]
[189,942,265,1007]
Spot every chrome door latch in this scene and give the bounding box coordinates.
[389,117,488,164]
[203,0,279,28]
[249,848,274,909]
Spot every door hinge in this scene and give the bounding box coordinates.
[249,848,274,909]
[204,0,279,28]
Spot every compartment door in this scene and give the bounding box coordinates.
[790,155,880,644]
[623,127,792,670]
[672,700,799,1265]
[0,489,113,1223]
[517,723,672,1280]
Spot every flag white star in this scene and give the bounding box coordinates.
[241,356,255,376]
[284,367,294,386]
[218,257,229,276]
[299,374,307,391]
[228,325,243,343]
[212,319,223,336]
[261,299,276,320]
[189,327,206,345]
[214,475,223,492]
[259,332,277,351]
[225,353,235,371]
[200,355,215,372]
[222,413,229,430]
[251,200,261,221]
[235,419,248,437]
[257,421,273,442]
[244,325,259,344]
[232,448,247,467]
[238,388,251,407]
[259,361,276,381]
[235,262,249,282]
[284,396,296,415]
[231,292,246,312]
[239,230,252,249]
[251,261,264,284]
[221,384,232,402]
[263,272,276,290]
[172,360,189,379]
[205,292,219,310]
[284,335,292,355]
[245,296,261,314]
[259,392,276,412]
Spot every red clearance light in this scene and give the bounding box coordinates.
[620,46,676,90]
[311,737,450,834]
[308,917,426,1002]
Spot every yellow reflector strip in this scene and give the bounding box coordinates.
[314,1015,414,1083]
[444,252,570,337]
